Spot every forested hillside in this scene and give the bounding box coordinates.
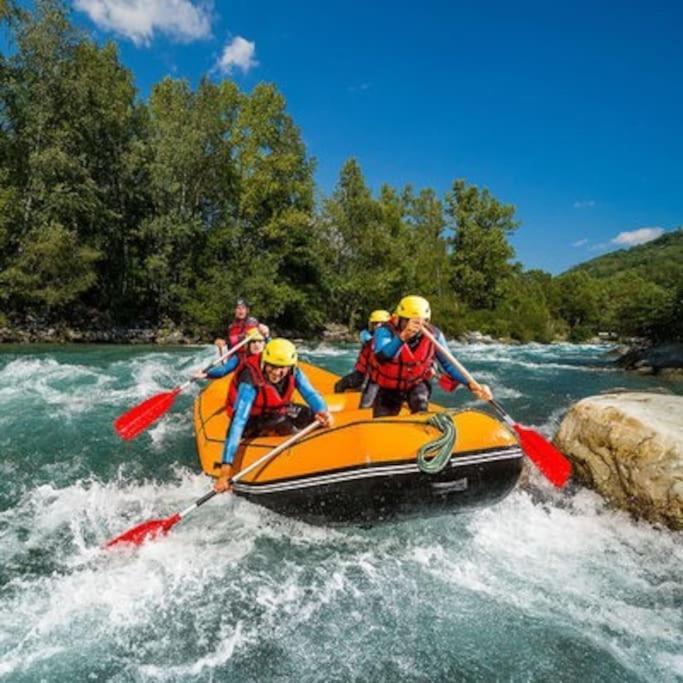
[0,1,680,343]
[569,230,682,289]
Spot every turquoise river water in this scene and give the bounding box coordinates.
[0,342,681,681]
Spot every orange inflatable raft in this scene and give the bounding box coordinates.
[194,362,523,523]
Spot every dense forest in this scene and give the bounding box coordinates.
[0,1,680,343]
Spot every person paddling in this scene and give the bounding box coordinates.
[214,338,333,492]
[371,295,492,417]
[215,298,269,355]
[334,309,391,408]
[193,328,266,381]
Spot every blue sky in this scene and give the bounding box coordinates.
[11,1,683,273]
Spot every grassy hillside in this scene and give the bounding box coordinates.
[567,228,682,290]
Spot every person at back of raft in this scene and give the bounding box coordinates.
[334,309,391,408]
[372,295,493,417]
[193,328,267,382]
[215,297,269,355]
[214,338,334,492]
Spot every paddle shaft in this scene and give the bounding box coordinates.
[177,421,321,520]
[178,335,253,392]
[420,326,514,425]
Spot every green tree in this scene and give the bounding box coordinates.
[0,222,99,312]
[0,0,142,319]
[446,179,519,310]
[321,158,405,328]
[137,77,241,323]
[552,271,604,340]
[603,273,673,339]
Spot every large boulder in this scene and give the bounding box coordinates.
[555,392,683,530]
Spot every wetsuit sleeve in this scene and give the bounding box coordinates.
[206,355,239,379]
[433,329,469,386]
[222,383,257,465]
[373,325,402,359]
[359,329,372,344]
[294,368,327,414]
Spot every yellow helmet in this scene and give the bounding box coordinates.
[246,327,265,342]
[395,295,431,320]
[369,309,391,324]
[262,338,298,367]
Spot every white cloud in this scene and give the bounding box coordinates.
[572,238,588,247]
[215,36,258,74]
[73,0,212,45]
[610,227,664,247]
[573,200,596,209]
[348,82,372,93]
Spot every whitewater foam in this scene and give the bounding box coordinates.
[1,343,681,681]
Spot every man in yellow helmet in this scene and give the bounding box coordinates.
[214,338,333,492]
[371,295,492,417]
[334,309,391,408]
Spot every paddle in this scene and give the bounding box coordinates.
[105,421,321,548]
[114,334,254,441]
[420,326,572,488]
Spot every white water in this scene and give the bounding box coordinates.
[0,343,681,681]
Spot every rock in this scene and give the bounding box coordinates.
[63,328,79,342]
[321,323,356,343]
[615,342,683,376]
[555,392,683,530]
[459,331,495,344]
[659,368,683,382]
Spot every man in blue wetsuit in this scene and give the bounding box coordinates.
[372,295,493,417]
[193,328,266,382]
[214,338,333,492]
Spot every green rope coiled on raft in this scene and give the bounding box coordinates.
[416,412,457,474]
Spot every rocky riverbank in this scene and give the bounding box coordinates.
[614,342,683,381]
[555,392,683,530]
[0,322,199,345]
[0,321,533,346]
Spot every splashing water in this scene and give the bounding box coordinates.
[0,343,681,681]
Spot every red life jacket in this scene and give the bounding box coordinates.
[354,341,373,374]
[227,316,259,349]
[372,323,437,391]
[226,354,295,417]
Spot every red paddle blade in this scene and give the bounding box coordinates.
[513,424,572,488]
[114,388,181,440]
[105,513,181,548]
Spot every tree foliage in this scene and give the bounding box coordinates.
[0,1,679,344]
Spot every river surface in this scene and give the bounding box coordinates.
[0,342,681,682]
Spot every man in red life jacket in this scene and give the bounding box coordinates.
[214,298,269,355]
[372,295,492,418]
[334,309,391,408]
[214,338,333,492]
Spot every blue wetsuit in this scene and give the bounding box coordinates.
[222,367,326,465]
[359,328,373,344]
[205,354,240,379]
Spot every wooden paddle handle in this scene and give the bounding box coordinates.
[421,326,516,426]
[231,420,321,485]
[205,335,253,371]
[420,326,475,386]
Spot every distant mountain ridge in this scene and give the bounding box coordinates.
[566,228,682,290]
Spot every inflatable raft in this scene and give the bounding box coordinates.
[194,362,523,523]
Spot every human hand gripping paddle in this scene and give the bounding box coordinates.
[105,421,321,548]
[420,326,572,488]
[113,333,256,441]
